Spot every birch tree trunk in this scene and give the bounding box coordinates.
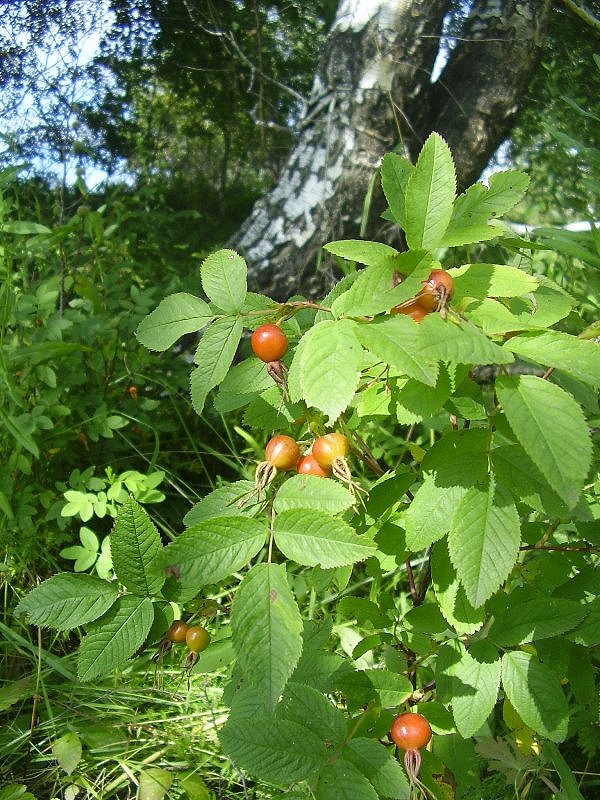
[228,0,550,300]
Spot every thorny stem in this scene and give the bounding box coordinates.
[406,559,419,604]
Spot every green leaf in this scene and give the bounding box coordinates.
[214,357,274,412]
[190,316,243,416]
[219,713,326,785]
[381,151,415,229]
[452,263,539,302]
[331,249,432,317]
[110,498,164,596]
[231,563,303,709]
[200,249,247,312]
[445,641,501,738]
[156,517,267,594]
[0,786,35,800]
[77,595,154,682]
[323,239,398,266]
[404,132,456,250]
[496,375,592,508]
[297,319,363,422]
[0,407,39,457]
[274,509,375,567]
[491,443,567,517]
[488,592,587,646]
[431,540,486,634]
[0,676,35,713]
[342,738,410,799]
[543,741,587,800]
[243,386,304,430]
[273,475,355,515]
[505,331,600,389]
[15,573,118,631]
[316,761,379,800]
[183,480,259,525]
[405,475,468,551]
[138,768,173,800]
[440,171,529,247]
[277,681,347,745]
[362,669,413,707]
[52,732,82,775]
[417,313,514,366]
[501,651,569,742]
[135,293,213,351]
[394,366,453,424]
[448,479,520,607]
[356,317,438,386]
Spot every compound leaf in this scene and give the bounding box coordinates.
[190,316,243,416]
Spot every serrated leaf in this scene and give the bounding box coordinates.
[431,540,486,634]
[488,593,587,646]
[243,385,304,430]
[332,249,432,317]
[394,366,453,424]
[274,509,375,567]
[316,761,379,800]
[505,331,600,389]
[452,263,539,301]
[77,595,154,682]
[506,277,574,328]
[356,316,438,386]
[52,732,81,775]
[183,480,259,526]
[298,319,363,422]
[110,498,164,596]
[440,171,529,247]
[446,641,501,738]
[342,738,410,799]
[231,563,303,708]
[323,239,398,266]
[405,132,456,250]
[15,573,118,631]
[135,293,213,351]
[417,313,513,366]
[496,375,592,508]
[491,443,567,517]
[214,357,274,412]
[362,669,413,707]
[405,474,468,551]
[156,517,267,593]
[200,249,247,312]
[273,474,355,515]
[277,681,347,745]
[381,151,415,229]
[501,651,569,742]
[448,479,520,607]
[190,316,243,415]
[219,713,326,784]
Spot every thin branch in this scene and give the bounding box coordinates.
[561,0,600,32]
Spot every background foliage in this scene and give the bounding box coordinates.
[1,1,599,798]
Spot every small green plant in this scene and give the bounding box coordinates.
[16,133,600,799]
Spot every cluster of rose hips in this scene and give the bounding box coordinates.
[391,711,433,798]
[165,619,211,669]
[391,268,455,322]
[255,431,352,493]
